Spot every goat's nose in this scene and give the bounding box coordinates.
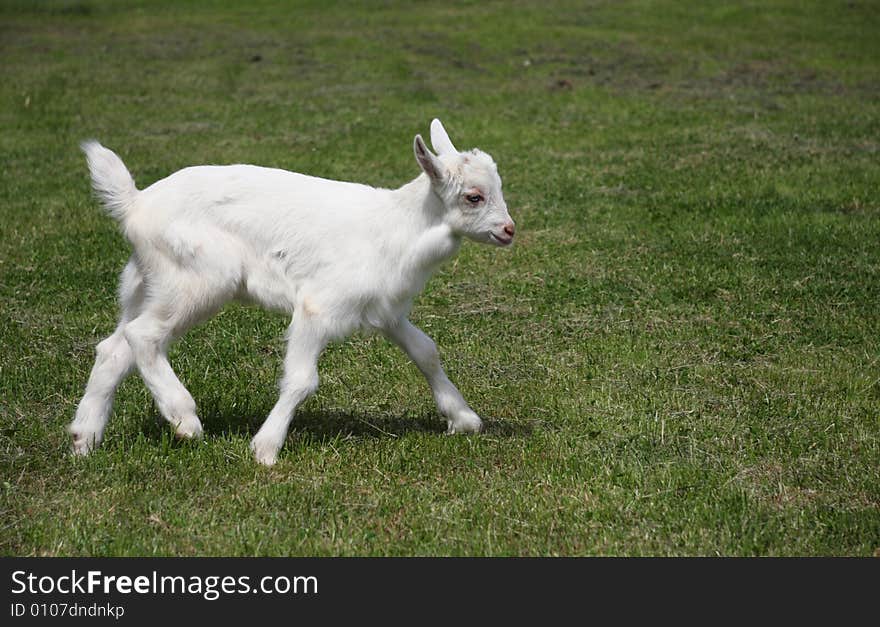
[503,222,516,238]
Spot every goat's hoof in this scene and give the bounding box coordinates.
[250,435,280,466]
[69,427,100,456]
[173,416,203,440]
[446,414,483,435]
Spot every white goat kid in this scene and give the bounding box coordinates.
[69,119,516,465]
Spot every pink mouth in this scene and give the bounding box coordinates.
[490,232,513,246]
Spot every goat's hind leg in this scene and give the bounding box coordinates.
[123,296,207,442]
[69,259,144,455]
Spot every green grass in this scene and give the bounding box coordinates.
[1,0,879,556]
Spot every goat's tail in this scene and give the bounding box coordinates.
[80,140,139,222]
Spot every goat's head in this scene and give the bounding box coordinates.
[414,119,515,246]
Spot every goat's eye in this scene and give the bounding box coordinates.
[466,194,483,204]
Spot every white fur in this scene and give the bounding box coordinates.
[68,119,515,465]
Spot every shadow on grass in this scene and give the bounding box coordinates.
[292,410,533,440]
[141,407,534,444]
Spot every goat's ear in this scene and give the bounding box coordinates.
[414,134,445,181]
[430,118,457,155]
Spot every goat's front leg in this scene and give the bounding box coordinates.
[383,318,483,434]
[250,316,327,466]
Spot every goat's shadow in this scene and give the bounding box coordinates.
[140,406,533,446]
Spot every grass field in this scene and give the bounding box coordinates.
[1,0,878,556]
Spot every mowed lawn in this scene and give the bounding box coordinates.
[1,0,878,556]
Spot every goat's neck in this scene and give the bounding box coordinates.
[392,174,461,275]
